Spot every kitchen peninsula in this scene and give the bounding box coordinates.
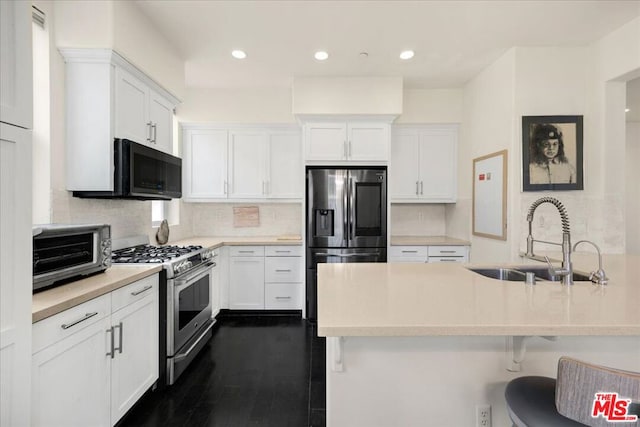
[318,254,640,427]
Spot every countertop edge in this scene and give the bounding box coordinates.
[32,266,162,323]
[317,327,640,337]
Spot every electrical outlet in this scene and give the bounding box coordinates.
[476,404,491,427]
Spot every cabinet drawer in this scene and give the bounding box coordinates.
[33,293,111,354]
[428,256,467,264]
[389,256,428,263]
[427,246,467,257]
[265,283,302,309]
[111,274,158,313]
[265,245,302,257]
[229,246,265,257]
[389,246,429,258]
[265,257,302,283]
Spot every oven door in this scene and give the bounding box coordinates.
[169,262,213,356]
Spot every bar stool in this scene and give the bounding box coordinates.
[505,357,640,427]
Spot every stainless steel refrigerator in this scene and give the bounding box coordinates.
[306,167,387,321]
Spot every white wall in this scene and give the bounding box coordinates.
[450,49,516,263]
[47,1,193,243]
[292,77,403,115]
[626,122,640,254]
[177,87,296,123]
[396,89,463,124]
[452,16,640,262]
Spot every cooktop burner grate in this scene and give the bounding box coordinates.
[111,244,203,264]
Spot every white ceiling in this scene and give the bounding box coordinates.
[134,0,640,91]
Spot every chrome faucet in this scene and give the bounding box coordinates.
[573,240,609,285]
[524,197,573,285]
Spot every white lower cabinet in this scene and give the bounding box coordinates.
[389,245,469,263]
[31,274,159,427]
[227,245,303,310]
[229,248,265,309]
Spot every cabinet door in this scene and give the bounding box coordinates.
[110,292,158,424]
[115,68,149,145]
[390,131,420,200]
[304,123,347,161]
[229,256,265,310]
[182,129,228,199]
[1,124,32,427]
[31,317,111,427]
[418,127,457,202]
[148,90,174,154]
[267,131,302,198]
[0,0,32,129]
[228,131,267,199]
[348,123,389,161]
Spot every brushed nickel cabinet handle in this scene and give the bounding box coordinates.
[402,250,418,253]
[113,322,123,354]
[420,181,424,195]
[106,326,114,358]
[416,181,419,196]
[275,296,292,300]
[131,285,153,296]
[275,269,292,272]
[61,312,98,330]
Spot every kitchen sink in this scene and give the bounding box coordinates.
[512,266,591,282]
[467,268,527,282]
[467,266,592,282]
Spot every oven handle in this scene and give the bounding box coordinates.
[173,261,214,288]
[314,252,380,258]
[173,321,215,362]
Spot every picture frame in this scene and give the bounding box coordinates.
[473,150,508,241]
[522,115,583,191]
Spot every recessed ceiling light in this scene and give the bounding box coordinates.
[400,50,415,60]
[626,108,631,113]
[359,52,369,58]
[231,50,247,59]
[314,51,329,61]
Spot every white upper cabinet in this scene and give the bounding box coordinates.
[0,0,32,129]
[182,125,302,202]
[229,131,267,199]
[267,131,302,198]
[304,121,389,163]
[60,49,179,192]
[114,68,148,145]
[390,125,458,203]
[114,68,174,154]
[182,129,228,199]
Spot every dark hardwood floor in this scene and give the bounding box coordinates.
[118,314,326,427]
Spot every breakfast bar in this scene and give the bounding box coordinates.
[317,255,640,427]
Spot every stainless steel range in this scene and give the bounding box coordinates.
[112,237,216,385]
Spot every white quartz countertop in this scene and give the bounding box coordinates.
[32,265,162,323]
[317,254,640,337]
[390,235,470,246]
[171,235,302,249]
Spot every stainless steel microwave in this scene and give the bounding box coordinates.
[33,224,111,292]
[72,139,182,200]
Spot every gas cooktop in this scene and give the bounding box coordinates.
[111,244,203,264]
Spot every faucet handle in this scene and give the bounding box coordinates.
[590,269,609,286]
[543,256,555,274]
[544,255,570,277]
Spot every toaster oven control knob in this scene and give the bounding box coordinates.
[102,239,111,248]
[102,258,111,267]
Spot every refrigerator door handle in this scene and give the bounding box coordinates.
[314,252,380,258]
[343,172,349,245]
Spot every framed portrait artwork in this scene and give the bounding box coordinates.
[522,115,583,191]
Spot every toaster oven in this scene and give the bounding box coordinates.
[32,224,112,292]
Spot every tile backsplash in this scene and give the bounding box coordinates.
[390,204,446,236]
[191,203,303,237]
